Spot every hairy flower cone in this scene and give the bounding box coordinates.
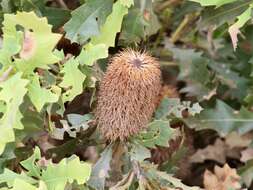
[96,49,161,141]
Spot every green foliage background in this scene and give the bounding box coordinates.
[0,0,253,189]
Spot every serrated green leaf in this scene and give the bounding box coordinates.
[0,0,70,29]
[199,0,252,28]
[189,0,237,7]
[133,0,160,37]
[238,160,253,187]
[51,114,92,140]
[64,0,113,44]
[233,6,252,28]
[91,0,129,47]
[0,169,37,187]
[195,0,253,49]
[0,27,22,70]
[229,6,253,50]
[28,74,59,112]
[169,46,214,100]
[155,98,171,120]
[136,120,175,148]
[42,155,91,190]
[185,100,253,136]
[0,11,62,74]
[8,178,48,190]
[207,60,249,99]
[155,98,203,119]
[74,0,132,68]
[59,58,86,103]
[88,145,113,190]
[129,143,151,162]
[78,43,108,66]
[171,47,210,83]
[1,147,90,189]
[11,179,37,190]
[42,7,70,30]
[20,147,41,178]
[120,8,147,44]
[18,106,44,135]
[67,113,92,125]
[53,49,65,61]
[155,171,201,190]
[119,0,134,7]
[0,73,29,154]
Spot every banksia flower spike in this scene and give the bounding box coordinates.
[95,49,161,141]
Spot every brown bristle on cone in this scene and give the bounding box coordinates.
[95,49,161,141]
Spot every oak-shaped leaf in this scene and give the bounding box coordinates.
[0,169,37,187]
[155,98,203,119]
[135,120,175,148]
[228,6,252,50]
[0,12,62,74]
[59,58,86,103]
[184,100,253,136]
[20,147,41,178]
[51,114,92,140]
[41,155,91,190]
[28,74,59,112]
[90,0,133,48]
[0,73,28,154]
[88,144,113,190]
[64,0,113,44]
[199,0,252,28]
[204,164,241,190]
[78,43,108,66]
[238,160,253,187]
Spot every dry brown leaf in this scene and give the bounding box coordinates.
[225,132,252,149]
[240,148,253,163]
[229,25,240,51]
[109,171,135,190]
[190,138,241,164]
[204,164,241,190]
[203,87,217,100]
[190,139,227,164]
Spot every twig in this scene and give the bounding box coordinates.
[55,0,68,9]
[132,160,141,178]
[170,12,199,43]
[109,171,135,190]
